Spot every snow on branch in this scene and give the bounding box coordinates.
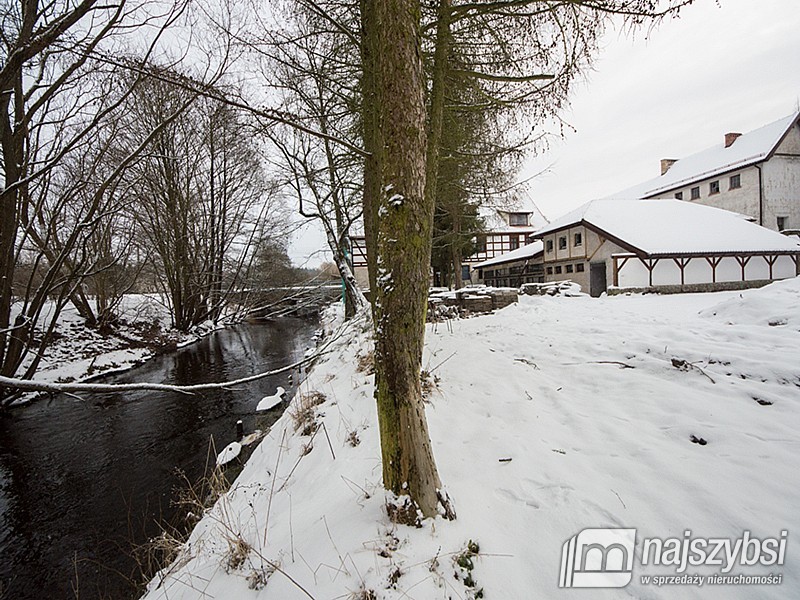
[0,318,355,398]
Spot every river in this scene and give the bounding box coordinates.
[0,317,319,599]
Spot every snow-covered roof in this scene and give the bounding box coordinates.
[479,191,549,232]
[534,199,800,256]
[613,112,800,199]
[472,241,544,268]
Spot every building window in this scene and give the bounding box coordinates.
[576,263,585,272]
[729,174,741,189]
[777,216,787,231]
[709,180,720,195]
[690,186,700,200]
[461,265,470,281]
[674,191,683,200]
[566,264,574,273]
[508,212,529,226]
[555,266,562,274]
[574,232,582,247]
[558,236,567,250]
[510,236,520,250]
[478,269,483,279]
[546,266,553,275]
[546,239,553,253]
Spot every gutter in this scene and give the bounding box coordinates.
[755,163,764,226]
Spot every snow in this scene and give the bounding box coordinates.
[472,240,544,268]
[534,199,800,255]
[256,387,286,412]
[613,112,799,199]
[216,442,242,466]
[8,294,223,404]
[143,282,800,599]
[699,276,800,327]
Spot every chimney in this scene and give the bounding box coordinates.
[660,158,677,175]
[724,132,742,148]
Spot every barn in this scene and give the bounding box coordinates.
[532,199,800,297]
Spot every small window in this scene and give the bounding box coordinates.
[555,266,562,274]
[508,212,528,226]
[574,232,582,247]
[690,186,700,200]
[478,269,483,279]
[546,266,553,275]
[566,264,574,273]
[730,174,741,189]
[576,263,585,273]
[546,239,553,253]
[510,236,519,250]
[777,216,787,231]
[558,236,567,250]
[709,180,720,195]
[674,191,683,200]
[461,265,470,281]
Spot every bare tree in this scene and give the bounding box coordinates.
[251,0,366,318]
[0,0,206,394]
[121,75,286,331]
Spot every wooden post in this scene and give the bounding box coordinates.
[765,254,778,280]
[735,256,751,281]
[704,256,722,284]
[672,257,690,287]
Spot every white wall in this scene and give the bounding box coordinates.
[616,255,797,288]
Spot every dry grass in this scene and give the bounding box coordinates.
[290,391,327,435]
[356,350,375,375]
[224,534,252,572]
[346,430,361,447]
[420,370,440,398]
[350,587,377,600]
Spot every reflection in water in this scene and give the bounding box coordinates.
[0,318,317,599]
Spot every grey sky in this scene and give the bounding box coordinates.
[288,0,800,266]
[524,0,800,221]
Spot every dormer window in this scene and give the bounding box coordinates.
[508,212,529,226]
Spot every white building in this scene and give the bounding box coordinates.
[533,199,800,297]
[615,111,800,232]
[461,193,548,283]
[471,241,544,287]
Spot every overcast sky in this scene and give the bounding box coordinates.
[523,0,800,220]
[288,0,800,267]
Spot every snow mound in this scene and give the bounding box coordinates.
[699,276,800,327]
[216,441,241,466]
[521,280,586,297]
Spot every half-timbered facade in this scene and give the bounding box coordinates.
[461,195,548,282]
[472,241,544,287]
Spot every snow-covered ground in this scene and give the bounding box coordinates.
[143,279,800,599]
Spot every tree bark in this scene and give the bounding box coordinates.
[364,0,450,519]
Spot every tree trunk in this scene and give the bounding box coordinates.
[364,0,451,519]
[360,0,382,301]
[452,221,463,290]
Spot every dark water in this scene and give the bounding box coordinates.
[0,318,318,599]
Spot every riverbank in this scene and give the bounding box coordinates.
[143,279,800,599]
[0,317,320,600]
[8,295,226,405]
